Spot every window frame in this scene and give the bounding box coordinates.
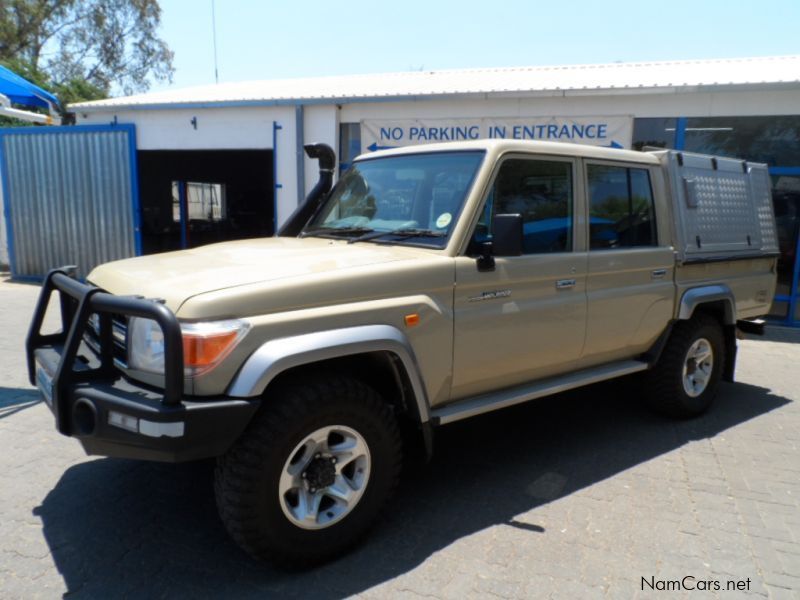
[314,149,486,250]
[582,159,660,251]
[462,152,582,256]
[172,180,227,224]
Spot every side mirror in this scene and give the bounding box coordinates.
[492,213,523,257]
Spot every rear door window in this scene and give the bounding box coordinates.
[587,164,657,249]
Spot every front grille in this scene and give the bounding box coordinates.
[84,312,128,367]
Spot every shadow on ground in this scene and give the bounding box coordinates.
[743,326,800,344]
[0,386,41,419]
[0,274,40,286]
[34,379,791,598]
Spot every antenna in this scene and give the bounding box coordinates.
[211,0,219,84]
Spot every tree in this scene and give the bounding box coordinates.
[0,0,174,107]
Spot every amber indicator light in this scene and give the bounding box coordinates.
[404,313,420,327]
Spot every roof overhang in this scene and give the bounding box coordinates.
[69,56,800,114]
[70,81,800,114]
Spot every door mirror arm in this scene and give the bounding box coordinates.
[476,242,495,272]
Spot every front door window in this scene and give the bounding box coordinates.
[476,158,573,254]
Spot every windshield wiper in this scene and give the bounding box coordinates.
[347,228,447,244]
[300,226,374,239]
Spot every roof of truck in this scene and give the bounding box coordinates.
[70,55,800,111]
[355,139,662,164]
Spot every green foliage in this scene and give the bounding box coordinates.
[52,77,106,105]
[0,0,173,115]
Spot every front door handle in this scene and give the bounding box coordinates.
[651,268,668,279]
[555,279,576,289]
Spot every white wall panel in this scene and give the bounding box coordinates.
[339,89,800,122]
[302,105,339,196]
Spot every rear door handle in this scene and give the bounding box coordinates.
[651,269,668,279]
[556,279,576,289]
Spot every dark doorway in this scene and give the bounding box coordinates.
[137,150,274,254]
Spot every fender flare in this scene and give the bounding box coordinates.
[677,284,736,325]
[226,324,431,423]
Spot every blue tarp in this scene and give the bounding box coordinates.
[0,64,60,110]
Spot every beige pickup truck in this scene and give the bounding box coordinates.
[27,139,778,566]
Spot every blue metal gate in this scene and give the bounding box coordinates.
[0,123,141,280]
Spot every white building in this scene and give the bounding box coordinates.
[2,55,799,323]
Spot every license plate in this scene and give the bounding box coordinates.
[35,365,54,408]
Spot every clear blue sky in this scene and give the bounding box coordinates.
[151,0,800,92]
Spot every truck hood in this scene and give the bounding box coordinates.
[88,237,432,311]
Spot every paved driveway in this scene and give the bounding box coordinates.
[1,277,798,599]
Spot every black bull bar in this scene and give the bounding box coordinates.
[26,267,184,435]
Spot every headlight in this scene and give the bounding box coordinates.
[128,317,166,373]
[128,318,250,376]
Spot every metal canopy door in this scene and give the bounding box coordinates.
[0,124,140,279]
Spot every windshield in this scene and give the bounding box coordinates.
[304,151,485,247]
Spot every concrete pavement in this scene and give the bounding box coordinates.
[1,276,798,599]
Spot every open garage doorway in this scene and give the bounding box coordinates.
[137,150,274,254]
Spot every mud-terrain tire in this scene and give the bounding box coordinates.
[215,375,402,567]
[644,313,725,418]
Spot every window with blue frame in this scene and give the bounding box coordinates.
[769,176,800,322]
[682,116,800,165]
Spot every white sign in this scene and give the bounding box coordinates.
[361,116,633,152]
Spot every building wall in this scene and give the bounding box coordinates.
[78,105,300,227]
[302,104,338,197]
[75,86,800,229]
[339,88,800,122]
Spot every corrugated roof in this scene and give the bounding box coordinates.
[71,55,800,111]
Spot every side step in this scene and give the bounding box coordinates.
[431,360,649,425]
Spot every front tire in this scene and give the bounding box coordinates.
[215,375,402,567]
[644,313,725,418]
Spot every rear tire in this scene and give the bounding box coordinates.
[644,313,725,418]
[215,375,402,567]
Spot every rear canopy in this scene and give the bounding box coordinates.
[653,149,779,262]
